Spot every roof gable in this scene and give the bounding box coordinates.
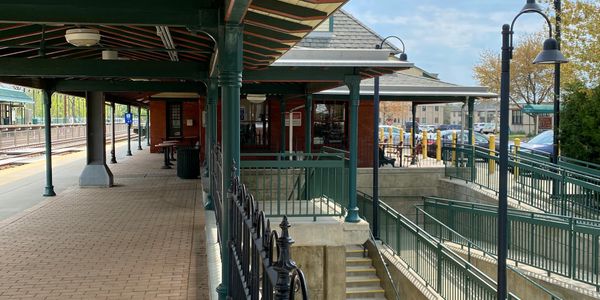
[296,9,399,51]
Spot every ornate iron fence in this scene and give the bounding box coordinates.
[212,143,223,240]
[422,196,600,291]
[228,164,309,300]
[212,147,309,299]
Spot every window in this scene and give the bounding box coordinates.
[512,110,523,125]
[435,106,439,112]
[422,118,427,124]
[167,102,182,138]
[434,117,439,124]
[422,106,426,112]
[313,102,346,146]
[241,99,270,147]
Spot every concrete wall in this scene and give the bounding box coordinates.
[285,217,370,300]
[357,167,446,221]
[291,246,346,300]
[357,167,526,221]
[365,241,436,300]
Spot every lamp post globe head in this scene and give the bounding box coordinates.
[521,0,543,13]
[399,52,408,61]
[533,38,569,64]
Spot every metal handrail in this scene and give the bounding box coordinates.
[366,228,401,300]
[443,144,600,220]
[356,191,520,299]
[423,196,600,291]
[414,205,563,299]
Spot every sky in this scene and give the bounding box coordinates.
[343,0,549,86]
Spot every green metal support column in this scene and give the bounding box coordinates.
[305,94,313,154]
[205,78,218,210]
[345,75,361,223]
[304,94,313,200]
[217,22,243,300]
[126,104,132,156]
[280,96,286,155]
[467,97,474,177]
[146,109,150,146]
[137,106,143,150]
[42,89,56,197]
[110,101,117,164]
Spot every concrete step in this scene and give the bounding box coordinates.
[346,245,368,258]
[346,275,382,288]
[346,266,377,277]
[346,287,386,299]
[346,257,374,268]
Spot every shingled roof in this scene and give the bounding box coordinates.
[296,9,399,51]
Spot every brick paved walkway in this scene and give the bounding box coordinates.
[0,151,209,300]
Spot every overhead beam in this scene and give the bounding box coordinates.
[0,58,207,80]
[250,0,327,21]
[241,83,305,95]
[0,3,217,27]
[54,80,204,93]
[224,0,251,24]
[244,11,313,33]
[244,24,300,43]
[244,66,355,82]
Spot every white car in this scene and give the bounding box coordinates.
[473,123,485,132]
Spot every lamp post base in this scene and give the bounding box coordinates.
[43,186,56,197]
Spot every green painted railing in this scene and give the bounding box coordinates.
[443,144,600,220]
[422,196,600,291]
[240,152,347,219]
[413,205,562,299]
[357,192,520,300]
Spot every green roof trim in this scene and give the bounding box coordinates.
[522,104,559,114]
[0,87,33,104]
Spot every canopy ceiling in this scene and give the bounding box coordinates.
[1,0,414,104]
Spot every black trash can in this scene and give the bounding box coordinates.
[177,147,200,179]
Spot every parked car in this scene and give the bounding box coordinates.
[427,130,489,158]
[438,124,461,131]
[473,123,486,132]
[405,121,420,133]
[379,125,403,144]
[420,124,437,133]
[520,130,554,156]
[481,123,497,134]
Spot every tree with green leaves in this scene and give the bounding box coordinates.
[560,82,600,163]
[542,0,600,86]
[473,33,554,131]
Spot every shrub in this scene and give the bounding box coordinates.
[560,82,600,164]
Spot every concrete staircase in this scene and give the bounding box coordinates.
[345,245,387,299]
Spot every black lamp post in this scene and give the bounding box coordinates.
[373,36,407,239]
[498,4,567,299]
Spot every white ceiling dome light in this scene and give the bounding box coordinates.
[246,94,267,104]
[65,28,100,47]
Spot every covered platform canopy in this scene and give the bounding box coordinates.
[0,86,33,104]
[522,103,559,114]
[0,2,416,297]
[315,71,497,103]
[0,0,412,104]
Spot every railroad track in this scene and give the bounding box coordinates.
[0,133,141,169]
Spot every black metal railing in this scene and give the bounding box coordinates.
[212,143,223,240]
[220,157,309,299]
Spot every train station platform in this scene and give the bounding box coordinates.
[0,150,208,300]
